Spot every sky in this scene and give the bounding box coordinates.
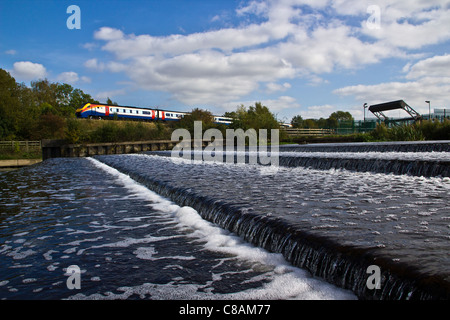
[1,0,449,122]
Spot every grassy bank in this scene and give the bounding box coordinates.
[0,150,42,160]
[66,118,173,143]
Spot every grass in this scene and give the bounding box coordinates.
[66,118,173,143]
[0,150,42,160]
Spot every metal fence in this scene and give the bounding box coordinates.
[0,141,42,153]
[283,128,336,136]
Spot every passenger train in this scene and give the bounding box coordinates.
[75,103,233,125]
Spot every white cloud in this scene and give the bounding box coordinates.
[301,104,336,119]
[57,71,79,84]
[266,82,291,93]
[84,58,105,71]
[81,76,91,83]
[333,77,450,116]
[11,61,47,80]
[84,0,450,111]
[221,96,301,116]
[95,89,127,101]
[5,49,16,55]
[94,27,124,41]
[406,54,450,79]
[334,53,450,116]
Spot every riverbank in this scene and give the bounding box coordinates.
[0,159,42,169]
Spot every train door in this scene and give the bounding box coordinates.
[105,106,110,116]
[152,110,155,120]
[161,111,165,120]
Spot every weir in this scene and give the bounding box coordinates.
[95,151,450,300]
[279,141,450,153]
[145,150,450,178]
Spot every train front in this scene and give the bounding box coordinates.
[75,103,91,118]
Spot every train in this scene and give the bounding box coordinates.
[75,103,233,125]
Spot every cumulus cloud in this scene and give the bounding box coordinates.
[405,54,450,79]
[333,77,450,115]
[266,82,291,93]
[95,88,127,101]
[301,104,336,119]
[56,71,91,84]
[334,53,450,115]
[85,0,450,110]
[94,27,124,41]
[57,71,79,84]
[11,61,47,80]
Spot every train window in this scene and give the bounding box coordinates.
[129,110,132,113]
[123,109,126,113]
[136,110,139,114]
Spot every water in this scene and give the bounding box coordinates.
[96,152,450,299]
[1,142,449,300]
[147,149,450,177]
[0,157,354,300]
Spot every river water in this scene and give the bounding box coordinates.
[0,156,355,300]
[1,142,449,300]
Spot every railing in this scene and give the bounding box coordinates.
[282,128,335,136]
[0,141,42,152]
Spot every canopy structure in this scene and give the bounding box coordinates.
[369,100,422,124]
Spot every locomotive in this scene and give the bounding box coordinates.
[75,103,233,125]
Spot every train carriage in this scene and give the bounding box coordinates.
[75,103,232,125]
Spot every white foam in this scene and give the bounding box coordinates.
[86,157,356,300]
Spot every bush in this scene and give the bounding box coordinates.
[416,119,450,140]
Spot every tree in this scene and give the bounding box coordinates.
[291,115,303,128]
[176,108,214,134]
[0,68,101,140]
[230,102,279,131]
[328,111,354,128]
[0,69,21,139]
[106,97,118,106]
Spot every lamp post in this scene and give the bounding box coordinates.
[363,103,368,131]
[425,101,431,120]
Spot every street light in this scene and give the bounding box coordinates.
[425,101,430,120]
[363,103,368,123]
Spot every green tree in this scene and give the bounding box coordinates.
[176,108,214,134]
[0,69,23,139]
[230,102,279,131]
[291,115,303,128]
[106,97,118,106]
[328,111,354,128]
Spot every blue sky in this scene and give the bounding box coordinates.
[1,0,449,121]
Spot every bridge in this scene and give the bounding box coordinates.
[369,100,422,125]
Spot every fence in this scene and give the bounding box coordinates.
[282,128,335,137]
[0,141,42,153]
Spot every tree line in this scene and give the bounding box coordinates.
[0,68,283,142]
[290,111,354,129]
[0,68,99,140]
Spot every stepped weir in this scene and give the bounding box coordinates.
[94,141,450,300]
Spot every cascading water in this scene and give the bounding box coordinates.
[146,149,450,177]
[95,145,450,300]
[279,141,450,153]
